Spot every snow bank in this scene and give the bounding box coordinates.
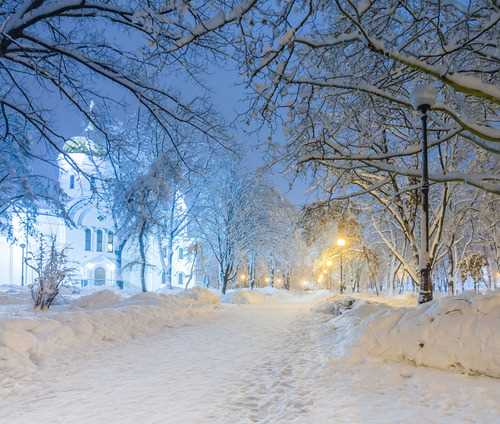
[72,289,122,309]
[0,288,219,381]
[223,288,332,305]
[0,285,32,305]
[223,289,271,304]
[319,292,500,378]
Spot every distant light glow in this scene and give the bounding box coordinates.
[337,238,346,247]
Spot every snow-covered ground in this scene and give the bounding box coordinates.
[0,285,220,393]
[1,287,499,423]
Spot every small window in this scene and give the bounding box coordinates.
[178,272,184,286]
[84,229,91,251]
[107,232,113,253]
[178,247,184,260]
[69,175,75,189]
[96,230,103,252]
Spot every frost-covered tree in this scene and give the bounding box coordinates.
[237,1,499,190]
[0,0,254,229]
[196,159,254,294]
[234,1,499,297]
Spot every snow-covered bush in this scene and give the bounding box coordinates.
[26,236,74,311]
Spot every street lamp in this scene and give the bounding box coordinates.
[413,84,436,304]
[337,238,346,293]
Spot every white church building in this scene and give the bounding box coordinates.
[0,137,197,292]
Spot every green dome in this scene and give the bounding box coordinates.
[63,136,105,156]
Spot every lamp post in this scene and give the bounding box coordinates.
[20,243,26,286]
[413,85,436,304]
[337,238,346,293]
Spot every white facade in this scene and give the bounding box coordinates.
[0,137,197,291]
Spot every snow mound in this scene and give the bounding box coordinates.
[223,289,272,304]
[312,296,357,315]
[222,288,332,305]
[176,287,220,304]
[0,288,219,384]
[72,290,123,309]
[0,285,32,305]
[320,293,500,378]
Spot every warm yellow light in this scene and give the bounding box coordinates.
[326,260,332,267]
[337,238,346,247]
[276,277,283,284]
[318,276,324,283]
[239,274,247,281]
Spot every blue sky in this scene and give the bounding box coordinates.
[41,54,311,206]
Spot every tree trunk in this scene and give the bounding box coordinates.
[139,222,147,292]
[446,246,455,296]
[115,238,127,290]
[157,232,168,287]
[270,259,275,288]
[166,232,174,289]
[221,268,229,295]
[184,246,198,290]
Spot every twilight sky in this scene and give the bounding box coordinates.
[41,56,312,207]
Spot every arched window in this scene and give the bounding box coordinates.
[96,229,103,252]
[84,229,91,251]
[107,231,114,253]
[69,175,75,189]
[94,267,106,285]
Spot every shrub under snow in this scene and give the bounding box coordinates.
[320,292,500,378]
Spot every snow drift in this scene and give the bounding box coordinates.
[0,288,219,381]
[320,292,500,378]
[223,288,331,305]
[223,289,272,304]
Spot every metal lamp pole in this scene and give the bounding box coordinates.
[339,252,344,294]
[337,238,346,294]
[414,85,436,304]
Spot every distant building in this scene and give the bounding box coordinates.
[0,137,197,291]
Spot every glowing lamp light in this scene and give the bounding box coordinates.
[326,260,332,267]
[337,238,346,247]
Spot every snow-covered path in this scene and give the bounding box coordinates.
[2,303,500,424]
